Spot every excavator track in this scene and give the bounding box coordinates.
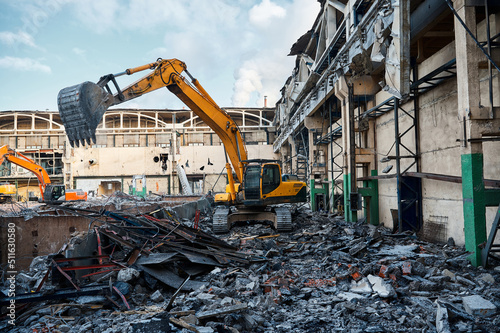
[213,206,230,234]
[274,207,292,232]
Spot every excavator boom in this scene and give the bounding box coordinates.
[57,58,248,183]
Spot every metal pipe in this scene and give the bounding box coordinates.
[348,84,356,195]
[485,0,494,116]
[412,62,420,173]
[329,99,334,213]
[113,71,127,77]
[394,98,402,231]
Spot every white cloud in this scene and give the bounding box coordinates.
[249,0,286,28]
[231,0,320,107]
[147,47,168,59]
[231,50,291,107]
[119,0,187,30]
[0,31,37,48]
[0,0,320,110]
[72,47,86,56]
[71,0,120,34]
[71,0,240,34]
[232,65,263,106]
[0,56,51,73]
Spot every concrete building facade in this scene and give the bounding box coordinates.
[0,107,276,200]
[274,0,500,265]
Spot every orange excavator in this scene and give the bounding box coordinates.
[57,58,306,232]
[0,145,87,203]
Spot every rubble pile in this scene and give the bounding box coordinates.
[1,207,500,332]
[0,191,210,218]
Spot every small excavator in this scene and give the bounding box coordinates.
[0,145,87,204]
[57,58,306,232]
[0,182,16,203]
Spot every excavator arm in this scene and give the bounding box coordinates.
[58,58,248,185]
[58,58,307,232]
[0,145,51,201]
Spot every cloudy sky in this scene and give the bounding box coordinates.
[0,0,320,111]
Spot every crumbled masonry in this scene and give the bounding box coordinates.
[1,196,499,333]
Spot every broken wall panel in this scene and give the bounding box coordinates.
[0,215,97,270]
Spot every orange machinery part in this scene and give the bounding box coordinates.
[65,190,87,201]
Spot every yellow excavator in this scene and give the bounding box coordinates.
[0,182,16,203]
[0,145,87,204]
[57,58,306,232]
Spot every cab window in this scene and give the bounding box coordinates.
[262,164,280,194]
[244,166,261,189]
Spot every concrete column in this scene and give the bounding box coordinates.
[335,76,357,222]
[287,137,297,175]
[454,0,486,266]
[461,153,486,266]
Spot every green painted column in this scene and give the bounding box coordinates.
[343,174,350,220]
[310,179,317,211]
[310,179,329,212]
[343,173,357,222]
[360,170,379,226]
[461,153,487,267]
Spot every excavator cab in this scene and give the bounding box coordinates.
[42,184,65,203]
[243,161,281,205]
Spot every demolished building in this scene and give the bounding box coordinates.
[1,0,500,332]
[0,107,276,198]
[274,0,500,266]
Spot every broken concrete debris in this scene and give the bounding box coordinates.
[462,295,497,317]
[1,199,500,332]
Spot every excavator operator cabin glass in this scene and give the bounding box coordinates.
[262,164,280,194]
[244,165,261,200]
[245,166,261,188]
[52,185,65,200]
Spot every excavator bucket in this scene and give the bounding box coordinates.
[57,81,114,147]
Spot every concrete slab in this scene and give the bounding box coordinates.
[350,277,373,294]
[338,292,366,301]
[436,302,451,333]
[462,295,497,317]
[367,274,396,298]
[172,197,211,219]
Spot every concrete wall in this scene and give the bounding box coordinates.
[372,43,466,242]
[372,41,500,245]
[70,143,277,196]
[417,75,464,244]
[0,215,95,270]
[72,147,171,177]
